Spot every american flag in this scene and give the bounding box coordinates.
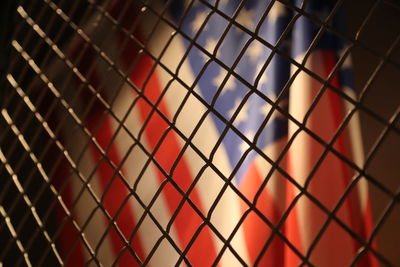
[42,0,378,266]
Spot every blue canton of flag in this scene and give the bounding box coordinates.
[179,0,291,184]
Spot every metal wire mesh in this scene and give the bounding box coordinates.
[1,0,400,266]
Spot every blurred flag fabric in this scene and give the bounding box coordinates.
[43,0,378,266]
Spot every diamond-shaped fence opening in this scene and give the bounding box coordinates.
[1,0,400,266]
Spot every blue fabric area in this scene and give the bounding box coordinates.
[168,0,353,184]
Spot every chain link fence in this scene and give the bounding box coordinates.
[1,0,400,266]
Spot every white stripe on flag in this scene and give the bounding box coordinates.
[288,51,357,266]
[343,87,368,212]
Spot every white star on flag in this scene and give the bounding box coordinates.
[267,1,287,23]
[228,98,249,125]
[199,37,219,63]
[204,37,218,54]
[217,0,229,7]
[235,8,255,30]
[239,139,251,154]
[259,102,274,118]
[212,69,236,92]
[260,95,286,121]
[244,129,256,141]
[191,10,209,33]
[247,40,264,63]
[254,62,269,88]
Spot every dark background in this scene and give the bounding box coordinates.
[344,0,400,265]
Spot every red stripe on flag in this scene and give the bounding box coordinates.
[68,29,149,264]
[285,50,376,266]
[323,50,359,256]
[284,161,304,266]
[53,161,86,266]
[128,54,218,265]
[70,34,146,265]
[322,51,379,267]
[86,113,145,266]
[47,91,87,266]
[240,163,284,266]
